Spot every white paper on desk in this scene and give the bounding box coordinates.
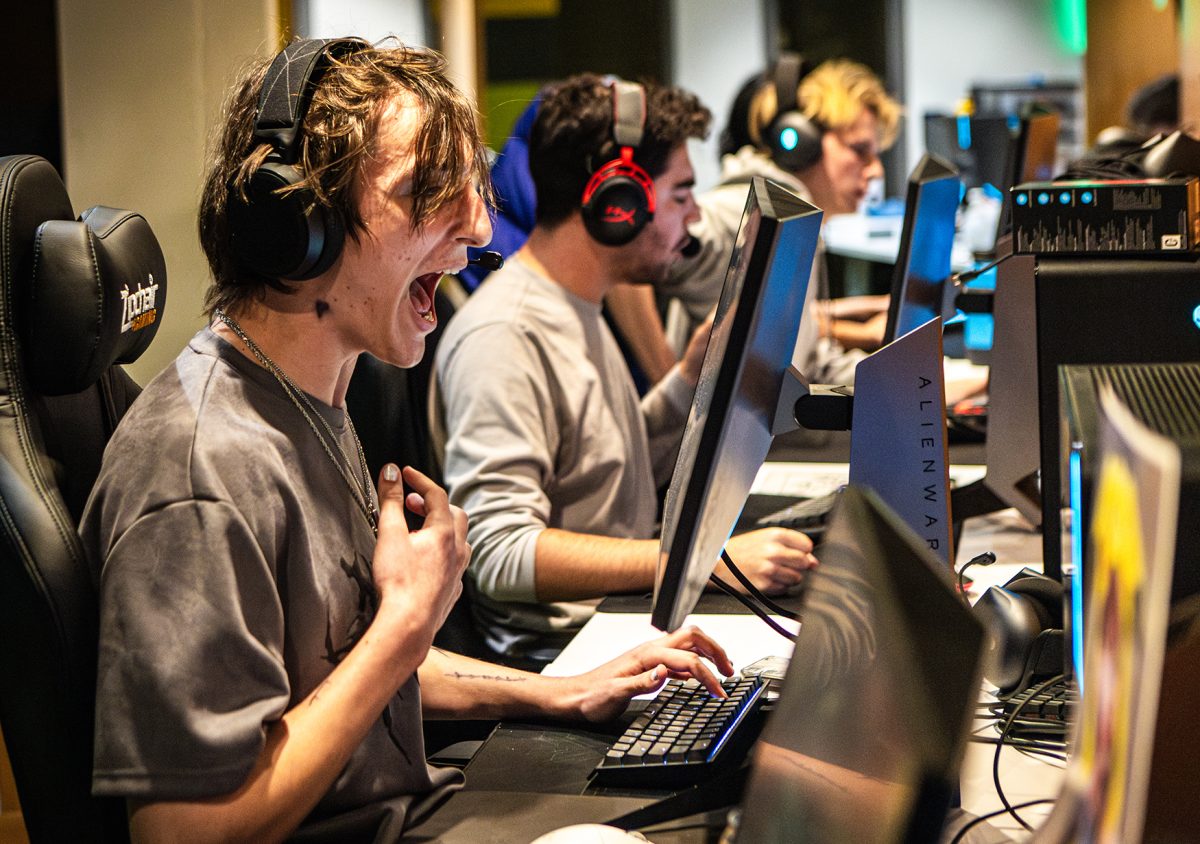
[541,613,797,687]
[751,461,988,499]
[751,462,849,498]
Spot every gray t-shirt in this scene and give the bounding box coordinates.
[84,327,459,840]
[433,259,693,659]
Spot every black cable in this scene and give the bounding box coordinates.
[720,548,801,620]
[1011,744,1068,765]
[637,820,724,835]
[957,551,997,600]
[993,673,1064,831]
[947,799,1055,844]
[708,573,796,641]
[970,735,1067,758]
[952,247,1013,284]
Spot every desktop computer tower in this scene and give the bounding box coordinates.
[1042,362,1200,844]
[1038,255,1200,579]
[1060,362,1200,603]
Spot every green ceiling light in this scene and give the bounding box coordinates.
[1054,0,1088,55]
[1153,0,1169,10]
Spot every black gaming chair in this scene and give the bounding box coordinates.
[0,154,167,842]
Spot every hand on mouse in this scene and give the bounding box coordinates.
[553,625,735,724]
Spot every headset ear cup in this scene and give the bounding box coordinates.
[227,160,344,281]
[1005,575,1065,631]
[582,173,653,246]
[768,111,824,173]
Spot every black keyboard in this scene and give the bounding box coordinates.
[590,676,768,788]
[753,489,841,533]
[994,679,1076,739]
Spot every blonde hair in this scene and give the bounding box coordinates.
[748,58,901,155]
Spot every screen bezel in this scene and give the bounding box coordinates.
[652,177,822,631]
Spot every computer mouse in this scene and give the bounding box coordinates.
[529,823,648,843]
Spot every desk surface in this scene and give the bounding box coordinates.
[823,211,975,272]
[421,462,1053,843]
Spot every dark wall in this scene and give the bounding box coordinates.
[486,0,671,84]
[2,0,62,174]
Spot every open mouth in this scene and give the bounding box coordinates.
[409,273,441,325]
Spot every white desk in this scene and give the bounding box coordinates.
[823,210,975,272]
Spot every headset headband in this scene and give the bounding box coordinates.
[253,38,368,163]
[610,80,646,149]
[773,52,804,118]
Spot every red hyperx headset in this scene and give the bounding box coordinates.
[580,80,655,246]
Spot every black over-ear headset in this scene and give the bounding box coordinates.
[580,80,655,246]
[765,53,823,173]
[227,38,368,281]
[973,570,1065,698]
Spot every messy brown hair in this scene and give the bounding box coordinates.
[199,39,493,315]
[529,74,711,227]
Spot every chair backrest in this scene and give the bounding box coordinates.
[0,154,167,842]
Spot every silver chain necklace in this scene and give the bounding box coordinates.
[214,308,379,535]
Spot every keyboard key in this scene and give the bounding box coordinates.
[589,676,768,788]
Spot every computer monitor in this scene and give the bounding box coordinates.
[651,177,822,632]
[882,153,961,345]
[996,106,1061,241]
[1013,106,1060,184]
[732,485,985,843]
[923,113,1014,194]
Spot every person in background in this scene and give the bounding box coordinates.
[1089,73,1180,159]
[84,40,740,843]
[434,73,817,665]
[609,55,903,386]
[458,89,682,388]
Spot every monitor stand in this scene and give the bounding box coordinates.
[772,317,955,565]
[946,241,1042,527]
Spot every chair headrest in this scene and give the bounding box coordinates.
[28,205,167,395]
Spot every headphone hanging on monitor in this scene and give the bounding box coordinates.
[765,53,823,173]
[227,38,368,282]
[580,80,655,246]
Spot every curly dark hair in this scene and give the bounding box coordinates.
[199,39,493,316]
[528,74,711,227]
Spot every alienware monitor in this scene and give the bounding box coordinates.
[651,177,821,632]
[732,486,985,843]
[882,153,961,345]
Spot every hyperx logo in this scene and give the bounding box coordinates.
[603,205,637,226]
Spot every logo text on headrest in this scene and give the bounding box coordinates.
[121,275,159,333]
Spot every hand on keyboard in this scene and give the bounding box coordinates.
[590,675,769,788]
[563,626,736,724]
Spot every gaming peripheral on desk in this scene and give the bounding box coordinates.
[990,676,1075,741]
[590,676,769,789]
[752,489,841,534]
